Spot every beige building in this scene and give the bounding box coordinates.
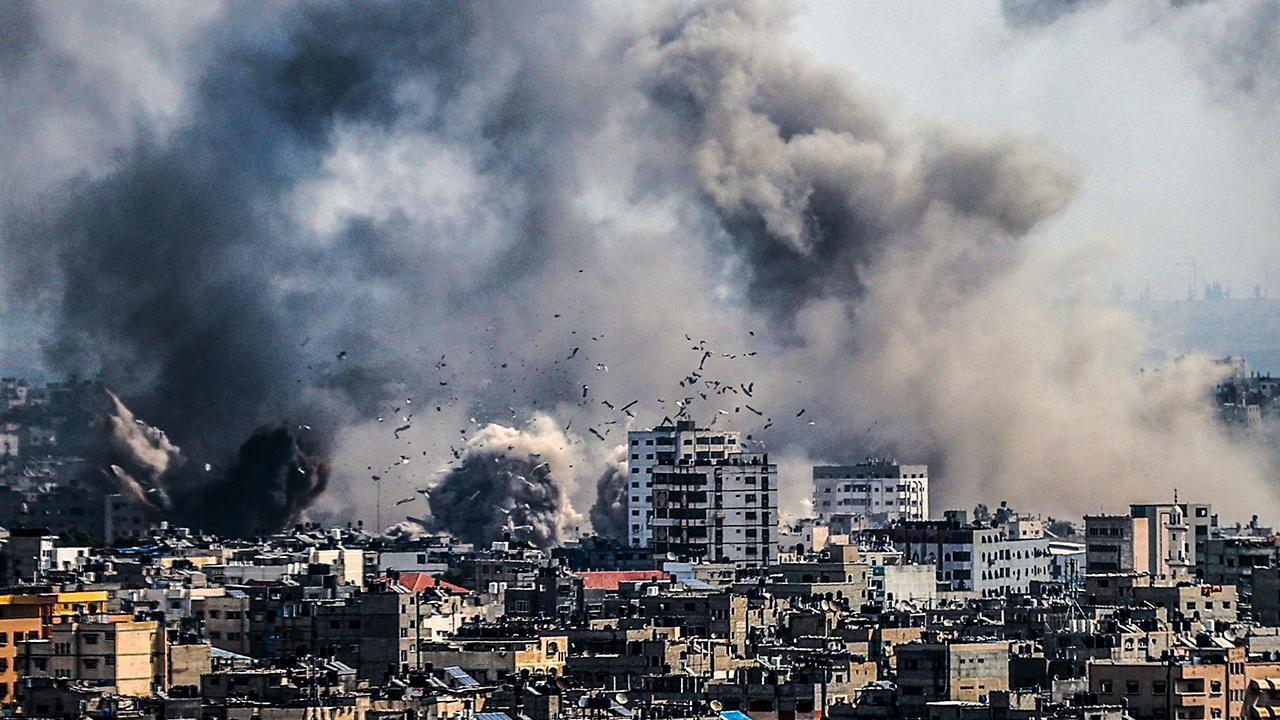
[1086,504,1193,580]
[17,616,207,697]
[1089,645,1280,720]
[896,641,1013,715]
[418,634,568,682]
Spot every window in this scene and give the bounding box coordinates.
[83,634,99,645]
[1125,680,1139,695]
[83,659,99,670]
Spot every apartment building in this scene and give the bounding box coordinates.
[626,421,741,547]
[1085,504,1193,580]
[813,460,929,529]
[651,452,778,567]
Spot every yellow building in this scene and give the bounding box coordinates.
[0,591,109,704]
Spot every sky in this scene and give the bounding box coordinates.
[794,0,1280,302]
[3,0,1279,537]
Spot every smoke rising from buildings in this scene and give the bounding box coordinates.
[1,0,1277,534]
[426,416,584,549]
[100,392,329,536]
[588,447,629,541]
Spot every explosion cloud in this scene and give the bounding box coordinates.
[588,446,629,541]
[99,392,329,536]
[2,0,1277,534]
[426,416,584,549]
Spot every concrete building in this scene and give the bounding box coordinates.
[0,590,111,702]
[626,421,741,548]
[896,641,1013,717]
[869,515,1053,597]
[1085,504,1193,580]
[1202,535,1279,602]
[1250,567,1280,626]
[18,617,165,697]
[813,460,929,529]
[1088,644,1275,720]
[651,452,778,566]
[0,528,57,586]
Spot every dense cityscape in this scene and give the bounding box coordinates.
[2,370,1280,720]
[8,1,1280,720]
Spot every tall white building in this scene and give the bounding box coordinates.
[812,460,928,529]
[625,421,740,547]
[651,452,778,567]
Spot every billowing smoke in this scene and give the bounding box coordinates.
[1001,0,1280,105]
[426,416,584,549]
[588,446,628,541]
[1,0,1277,530]
[100,392,328,536]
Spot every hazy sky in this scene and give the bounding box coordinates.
[793,0,1280,301]
[4,0,1279,527]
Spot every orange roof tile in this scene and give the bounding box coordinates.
[574,570,669,591]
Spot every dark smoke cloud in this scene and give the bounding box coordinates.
[187,426,330,536]
[101,392,328,536]
[1000,0,1104,29]
[588,446,628,541]
[425,417,582,549]
[2,0,1276,530]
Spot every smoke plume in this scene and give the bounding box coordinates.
[1,0,1277,531]
[588,446,629,541]
[426,416,584,549]
[100,392,328,536]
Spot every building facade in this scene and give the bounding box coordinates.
[626,421,741,548]
[651,453,778,567]
[812,460,928,529]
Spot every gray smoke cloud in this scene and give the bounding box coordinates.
[99,392,329,536]
[1000,0,1279,105]
[588,446,628,541]
[2,0,1277,533]
[425,416,584,549]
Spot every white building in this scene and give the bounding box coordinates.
[947,526,1053,598]
[812,460,928,529]
[625,421,740,547]
[650,452,778,567]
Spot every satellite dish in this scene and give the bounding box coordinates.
[710,700,724,712]
[556,678,570,691]
[578,696,591,708]
[616,692,630,706]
